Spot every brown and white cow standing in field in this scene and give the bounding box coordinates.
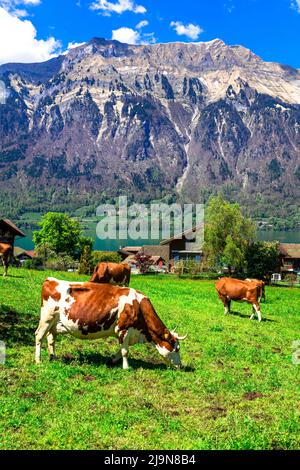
[245,279,266,302]
[216,277,263,322]
[0,243,13,277]
[90,262,131,287]
[35,278,186,369]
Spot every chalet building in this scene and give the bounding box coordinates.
[118,225,204,266]
[0,219,25,248]
[279,244,300,273]
[160,224,204,264]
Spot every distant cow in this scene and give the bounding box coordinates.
[216,277,263,322]
[245,278,266,302]
[90,262,131,286]
[35,278,187,369]
[0,243,13,277]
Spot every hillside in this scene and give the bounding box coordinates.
[0,38,300,220]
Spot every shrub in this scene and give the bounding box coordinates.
[23,258,44,270]
[174,260,206,276]
[92,251,121,266]
[44,254,78,272]
[284,273,297,287]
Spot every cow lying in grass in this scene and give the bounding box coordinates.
[90,262,131,286]
[216,277,263,322]
[35,278,187,369]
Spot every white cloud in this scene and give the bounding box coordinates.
[0,0,41,10]
[136,19,148,29]
[112,25,156,45]
[22,0,41,4]
[90,0,146,15]
[0,7,61,65]
[66,41,86,50]
[0,0,41,17]
[170,21,203,40]
[112,27,141,44]
[62,41,86,55]
[291,0,300,13]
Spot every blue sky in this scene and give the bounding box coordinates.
[0,0,299,67]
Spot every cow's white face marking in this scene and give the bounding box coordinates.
[156,343,182,368]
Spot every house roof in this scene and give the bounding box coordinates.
[0,219,25,237]
[160,224,204,246]
[121,246,142,252]
[14,247,36,258]
[122,255,138,265]
[280,244,300,259]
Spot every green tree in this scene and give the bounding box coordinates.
[33,212,84,259]
[245,241,280,280]
[78,245,94,275]
[204,195,255,273]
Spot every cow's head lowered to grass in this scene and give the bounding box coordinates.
[35,278,187,369]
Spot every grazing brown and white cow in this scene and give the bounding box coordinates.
[245,278,266,302]
[216,277,263,322]
[35,278,186,369]
[90,262,131,287]
[0,243,13,277]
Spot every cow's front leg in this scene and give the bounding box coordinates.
[117,330,130,370]
[2,259,7,277]
[224,299,230,314]
[251,303,262,322]
[112,350,122,364]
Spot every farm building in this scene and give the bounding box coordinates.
[0,219,25,247]
[279,243,300,273]
[13,247,36,263]
[119,225,204,266]
[160,224,204,264]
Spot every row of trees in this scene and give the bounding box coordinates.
[203,195,279,279]
[29,212,120,272]
[29,197,280,280]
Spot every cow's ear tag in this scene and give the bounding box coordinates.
[164,333,169,340]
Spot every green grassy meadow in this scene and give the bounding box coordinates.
[0,268,299,450]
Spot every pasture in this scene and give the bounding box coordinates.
[0,268,299,450]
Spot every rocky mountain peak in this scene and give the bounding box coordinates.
[0,39,300,218]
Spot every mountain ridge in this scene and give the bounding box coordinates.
[0,38,299,220]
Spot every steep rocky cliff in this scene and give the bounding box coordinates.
[0,38,299,216]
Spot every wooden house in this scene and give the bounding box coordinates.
[0,219,25,247]
[160,224,204,264]
[279,244,300,273]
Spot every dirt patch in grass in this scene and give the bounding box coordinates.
[243,392,264,401]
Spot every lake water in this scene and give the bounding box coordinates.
[16,227,300,252]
